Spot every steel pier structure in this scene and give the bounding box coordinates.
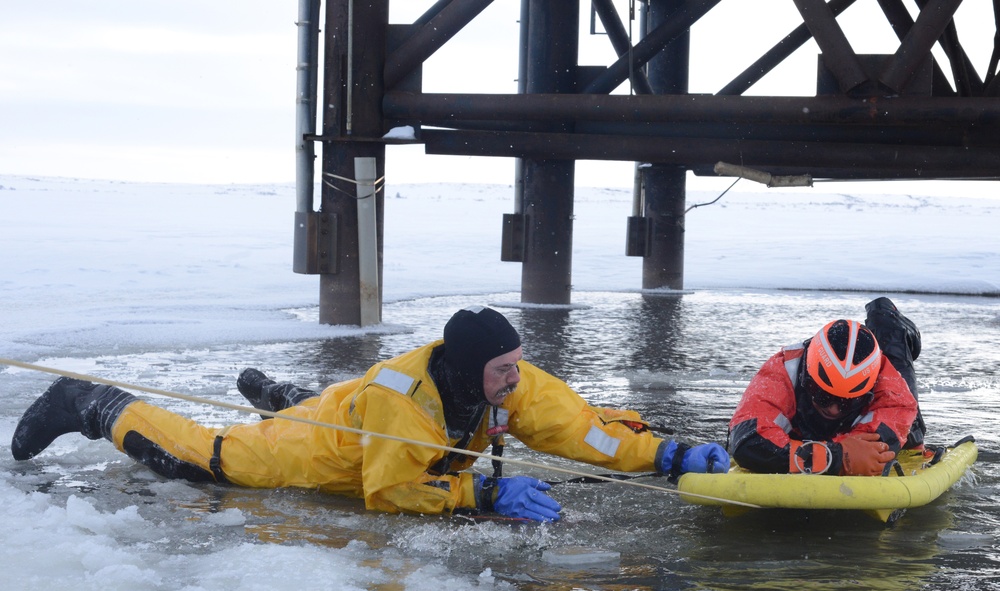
[293,0,1000,325]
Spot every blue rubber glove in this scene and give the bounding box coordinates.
[485,476,562,522]
[684,442,730,474]
[658,440,730,479]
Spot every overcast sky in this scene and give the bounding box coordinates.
[1,1,995,196]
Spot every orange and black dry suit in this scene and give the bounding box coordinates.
[728,338,918,475]
[108,341,666,515]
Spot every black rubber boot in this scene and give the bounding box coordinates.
[11,377,137,461]
[864,297,925,448]
[236,368,276,413]
[236,368,319,419]
[865,297,920,357]
[865,297,921,391]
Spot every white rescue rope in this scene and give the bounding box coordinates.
[0,358,760,509]
[322,171,386,198]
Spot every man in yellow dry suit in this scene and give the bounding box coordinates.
[11,306,729,522]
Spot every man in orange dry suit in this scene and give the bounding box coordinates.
[12,305,729,522]
[728,297,924,476]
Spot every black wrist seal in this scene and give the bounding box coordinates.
[479,477,498,512]
[668,442,691,483]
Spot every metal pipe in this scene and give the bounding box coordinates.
[631,0,648,221]
[355,157,380,326]
[641,0,691,292]
[295,0,320,213]
[420,129,1000,178]
[383,91,1000,126]
[519,0,578,306]
[632,162,643,217]
[392,115,980,146]
[346,0,354,135]
[514,0,530,214]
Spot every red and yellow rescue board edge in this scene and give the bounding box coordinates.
[677,440,977,513]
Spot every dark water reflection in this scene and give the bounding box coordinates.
[5,289,998,590]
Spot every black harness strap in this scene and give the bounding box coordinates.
[209,427,232,484]
[429,406,486,476]
[490,439,504,479]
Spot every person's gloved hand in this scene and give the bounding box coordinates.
[488,476,562,521]
[658,440,730,479]
[839,433,896,475]
[685,442,730,474]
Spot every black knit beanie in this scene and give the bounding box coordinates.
[443,306,521,382]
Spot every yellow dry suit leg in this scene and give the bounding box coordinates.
[112,397,350,492]
[216,399,364,493]
[111,401,223,483]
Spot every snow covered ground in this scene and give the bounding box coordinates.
[2,175,996,363]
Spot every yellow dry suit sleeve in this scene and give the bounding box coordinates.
[353,382,479,515]
[505,362,662,472]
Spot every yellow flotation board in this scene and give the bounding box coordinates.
[677,436,977,524]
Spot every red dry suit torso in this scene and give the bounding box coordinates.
[728,338,918,474]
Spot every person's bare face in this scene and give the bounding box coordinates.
[483,347,522,406]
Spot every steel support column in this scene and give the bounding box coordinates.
[521,161,576,303]
[318,0,387,325]
[640,0,689,291]
[519,0,578,305]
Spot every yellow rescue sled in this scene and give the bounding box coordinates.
[677,436,977,525]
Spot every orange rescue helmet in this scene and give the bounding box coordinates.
[806,319,882,399]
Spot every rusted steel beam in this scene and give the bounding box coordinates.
[568,120,982,146]
[591,0,653,94]
[383,0,495,90]
[406,117,985,147]
[420,129,1000,179]
[583,0,721,94]
[987,2,1000,93]
[938,18,985,96]
[876,0,959,95]
[383,91,1000,127]
[913,0,984,95]
[880,0,964,93]
[413,0,451,26]
[792,0,869,93]
[719,0,857,96]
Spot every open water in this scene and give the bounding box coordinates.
[3,289,998,590]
